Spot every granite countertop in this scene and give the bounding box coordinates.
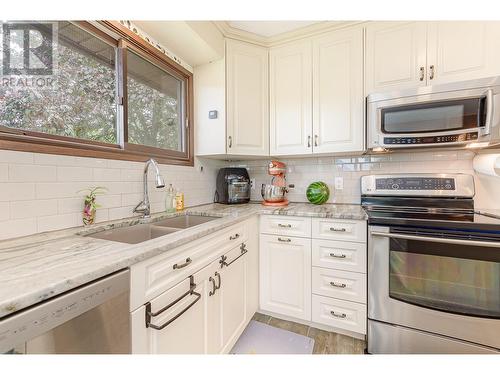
[0,202,366,319]
[475,208,500,220]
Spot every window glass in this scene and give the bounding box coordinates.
[0,21,117,143]
[126,50,184,152]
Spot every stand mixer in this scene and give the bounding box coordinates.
[261,160,289,206]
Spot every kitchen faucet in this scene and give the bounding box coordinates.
[133,158,165,218]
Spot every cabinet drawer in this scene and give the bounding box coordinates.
[130,222,247,311]
[260,215,311,238]
[312,239,366,273]
[312,218,366,242]
[312,267,366,303]
[312,294,366,334]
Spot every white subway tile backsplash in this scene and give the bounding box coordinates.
[1,183,36,201]
[232,150,475,204]
[0,165,7,182]
[9,164,57,182]
[0,150,34,164]
[93,168,121,182]
[57,166,93,182]
[0,202,9,221]
[37,213,80,233]
[10,199,58,220]
[0,218,37,240]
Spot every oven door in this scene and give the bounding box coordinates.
[367,87,497,148]
[368,225,500,349]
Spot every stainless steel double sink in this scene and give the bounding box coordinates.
[85,215,220,244]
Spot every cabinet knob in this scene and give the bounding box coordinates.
[419,66,425,81]
[329,227,346,232]
[314,134,319,147]
[228,136,232,148]
[307,135,311,148]
[278,223,292,228]
[429,65,435,80]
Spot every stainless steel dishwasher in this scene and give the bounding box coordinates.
[1,270,130,354]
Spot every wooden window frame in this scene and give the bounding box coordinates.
[0,21,194,166]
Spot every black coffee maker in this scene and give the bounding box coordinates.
[214,168,251,204]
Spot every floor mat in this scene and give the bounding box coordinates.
[230,320,315,354]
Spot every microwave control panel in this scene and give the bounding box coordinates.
[384,132,478,145]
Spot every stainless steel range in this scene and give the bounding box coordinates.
[362,174,500,354]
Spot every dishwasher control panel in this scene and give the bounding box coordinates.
[0,270,129,353]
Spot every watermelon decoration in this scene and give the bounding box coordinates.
[306,182,330,205]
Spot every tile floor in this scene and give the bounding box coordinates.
[252,312,366,354]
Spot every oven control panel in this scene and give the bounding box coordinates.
[375,177,455,191]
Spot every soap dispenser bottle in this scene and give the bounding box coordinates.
[165,184,175,213]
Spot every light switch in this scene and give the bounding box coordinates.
[208,110,218,119]
[335,177,344,190]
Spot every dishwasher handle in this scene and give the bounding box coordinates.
[145,275,201,330]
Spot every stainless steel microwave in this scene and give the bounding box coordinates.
[367,76,500,150]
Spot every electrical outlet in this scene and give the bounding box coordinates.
[335,177,344,190]
[250,178,256,191]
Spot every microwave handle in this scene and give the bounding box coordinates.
[482,89,493,136]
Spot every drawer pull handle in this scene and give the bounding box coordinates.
[330,281,347,288]
[330,311,347,319]
[229,233,240,240]
[330,227,346,232]
[220,243,248,268]
[329,253,346,259]
[173,257,192,270]
[277,237,291,243]
[145,276,201,330]
[278,223,292,228]
[215,271,221,290]
[209,276,216,296]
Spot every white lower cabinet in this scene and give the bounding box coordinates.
[131,266,212,354]
[259,216,367,338]
[130,218,258,354]
[259,234,311,320]
[312,294,367,335]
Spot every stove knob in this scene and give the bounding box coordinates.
[391,184,399,189]
[445,184,452,189]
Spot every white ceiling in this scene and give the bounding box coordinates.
[228,21,321,37]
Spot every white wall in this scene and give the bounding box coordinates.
[0,150,223,241]
[229,149,499,209]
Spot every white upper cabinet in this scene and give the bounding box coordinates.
[270,40,312,156]
[194,58,226,156]
[365,21,500,95]
[312,27,364,154]
[426,21,500,85]
[365,22,427,94]
[226,39,269,156]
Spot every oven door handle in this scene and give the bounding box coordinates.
[371,231,500,248]
[481,89,493,136]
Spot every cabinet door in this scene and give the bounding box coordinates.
[312,27,364,154]
[226,39,269,156]
[270,40,312,155]
[219,244,248,353]
[194,58,226,156]
[131,267,211,354]
[427,21,500,85]
[365,22,427,94]
[259,234,311,320]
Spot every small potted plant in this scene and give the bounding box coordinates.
[78,187,108,225]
